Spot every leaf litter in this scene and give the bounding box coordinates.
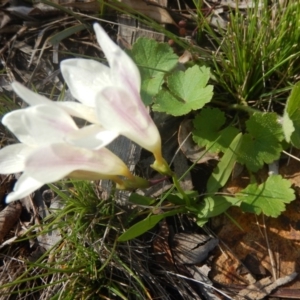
[211,160,300,298]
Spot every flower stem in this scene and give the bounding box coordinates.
[117,175,150,190]
[151,157,173,176]
[172,174,190,206]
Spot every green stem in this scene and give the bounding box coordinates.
[229,104,260,115]
[172,174,190,206]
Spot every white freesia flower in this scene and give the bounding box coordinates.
[10,81,119,148]
[0,104,135,203]
[11,81,98,124]
[60,23,165,166]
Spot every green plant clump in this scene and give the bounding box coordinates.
[196,0,300,105]
[1,181,168,299]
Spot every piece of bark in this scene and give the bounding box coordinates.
[117,0,169,48]
[234,272,298,300]
[0,202,22,242]
[152,219,174,267]
[186,264,221,300]
[172,233,219,265]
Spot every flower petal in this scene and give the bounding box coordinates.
[11,81,54,106]
[0,144,33,173]
[2,104,78,146]
[5,174,43,203]
[57,102,99,124]
[93,23,141,94]
[60,58,111,107]
[65,124,118,149]
[95,87,161,154]
[12,81,98,123]
[25,143,131,183]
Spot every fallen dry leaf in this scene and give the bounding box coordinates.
[0,11,11,29]
[0,202,22,242]
[113,0,176,25]
[60,1,100,12]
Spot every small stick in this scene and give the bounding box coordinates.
[262,214,277,280]
[0,26,28,55]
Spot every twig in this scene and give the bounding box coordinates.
[166,271,233,299]
[282,150,300,162]
[0,26,28,55]
[262,214,277,280]
[255,214,265,238]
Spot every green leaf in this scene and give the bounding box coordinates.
[49,24,88,45]
[198,196,240,219]
[196,218,209,227]
[192,108,239,153]
[129,38,178,105]
[118,209,182,242]
[282,112,294,144]
[237,112,284,172]
[152,90,185,116]
[129,193,156,206]
[207,133,242,194]
[196,194,240,227]
[282,82,300,147]
[153,65,213,116]
[167,191,198,205]
[239,175,295,217]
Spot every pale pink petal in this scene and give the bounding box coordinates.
[25,143,131,183]
[60,59,111,107]
[0,144,33,173]
[12,81,98,123]
[11,81,54,106]
[65,124,118,149]
[95,87,161,154]
[5,174,43,203]
[56,102,98,124]
[93,23,141,94]
[2,104,78,146]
